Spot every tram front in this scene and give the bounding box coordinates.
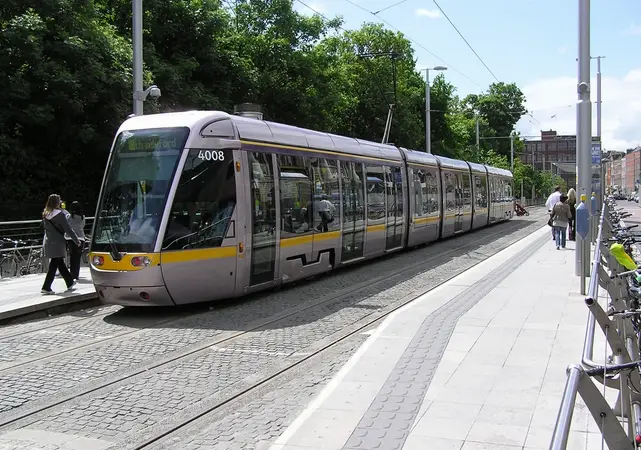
[90,116,240,306]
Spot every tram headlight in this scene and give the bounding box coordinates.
[131,256,151,267]
[92,255,105,267]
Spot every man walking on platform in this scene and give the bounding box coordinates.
[546,186,562,240]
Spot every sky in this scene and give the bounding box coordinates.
[293,0,641,152]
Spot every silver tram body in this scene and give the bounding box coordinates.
[89,111,514,306]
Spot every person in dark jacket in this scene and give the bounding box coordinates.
[66,201,86,280]
[567,188,577,241]
[41,194,81,294]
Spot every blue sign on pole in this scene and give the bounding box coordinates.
[591,142,601,164]
[575,200,590,239]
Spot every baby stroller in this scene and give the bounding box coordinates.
[514,202,529,216]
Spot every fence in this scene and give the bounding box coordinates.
[0,217,94,279]
[549,202,641,449]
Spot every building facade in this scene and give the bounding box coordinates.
[522,130,577,190]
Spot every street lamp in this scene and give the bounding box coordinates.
[423,66,447,153]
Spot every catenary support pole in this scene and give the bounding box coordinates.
[133,0,143,116]
[576,0,592,277]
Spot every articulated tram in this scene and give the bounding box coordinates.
[89,111,513,306]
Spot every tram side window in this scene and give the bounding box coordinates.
[278,155,313,236]
[341,162,365,225]
[412,169,427,217]
[426,169,438,214]
[474,175,488,208]
[162,148,236,251]
[461,174,472,208]
[386,166,403,218]
[444,172,456,212]
[395,166,404,217]
[311,158,340,232]
[490,178,496,204]
[413,168,438,217]
[366,165,386,221]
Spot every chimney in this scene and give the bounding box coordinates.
[234,103,263,120]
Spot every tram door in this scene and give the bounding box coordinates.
[340,162,365,261]
[454,173,464,232]
[248,152,277,286]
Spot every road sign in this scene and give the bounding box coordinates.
[591,142,601,164]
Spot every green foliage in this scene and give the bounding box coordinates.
[0,0,539,219]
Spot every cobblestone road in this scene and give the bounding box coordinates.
[0,211,547,449]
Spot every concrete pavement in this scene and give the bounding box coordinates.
[269,224,606,450]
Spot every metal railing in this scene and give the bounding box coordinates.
[0,217,94,279]
[550,201,641,449]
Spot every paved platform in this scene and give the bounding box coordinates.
[269,225,603,450]
[0,267,97,321]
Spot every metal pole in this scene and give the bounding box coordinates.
[576,0,592,278]
[426,69,431,153]
[133,0,143,116]
[475,116,480,151]
[595,56,604,138]
[510,134,514,173]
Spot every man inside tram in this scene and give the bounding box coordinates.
[316,194,336,232]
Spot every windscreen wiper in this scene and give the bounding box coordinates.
[100,211,123,262]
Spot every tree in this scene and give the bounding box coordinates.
[0,1,133,218]
[0,2,531,220]
[315,23,425,149]
[461,82,526,158]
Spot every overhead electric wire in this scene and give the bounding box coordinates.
[372,0,411,15]
[337,0,483,88]
[431,0,500,83]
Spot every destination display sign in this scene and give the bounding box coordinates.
[119,128,189,153]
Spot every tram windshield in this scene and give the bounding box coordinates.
[92,127,190,253]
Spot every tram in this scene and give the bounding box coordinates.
[89,111,514,306]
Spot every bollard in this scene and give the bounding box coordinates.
[575,195,590,294]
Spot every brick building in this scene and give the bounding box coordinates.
[522,130,577,190]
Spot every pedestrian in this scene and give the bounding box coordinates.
[41,194,81,294]
[66,201,86,280]
[545,186,562,240]
[567,188,577,241]
[552,194,571,250]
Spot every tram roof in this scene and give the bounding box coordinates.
[117,110,229,134]
[117,111,404,162]
[486,166,513,177]
[231,115,403,162]
[400,148,439,167]
[467,161,487,174]
[435,155,470,171]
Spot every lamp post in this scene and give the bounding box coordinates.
[576,0,592,286]
[423,66,447,153]
[132,0,161,115]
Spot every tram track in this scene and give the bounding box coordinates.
[0,213,547,439]
[130,218,552,450]
[0,213,542,375]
